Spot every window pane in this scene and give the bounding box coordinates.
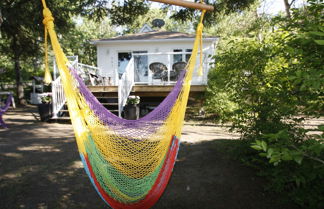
[133,51,148,83]
[173,49,182,63]
[185,49,192,62]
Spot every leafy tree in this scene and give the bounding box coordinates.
[120,8,193,35]
[0,0,145,104]
[0,0,78,104]
[283,0,297,18]
[61,17,117,65]
[206,0,324,207]
[170,0,257,27]
[101,0,257,27]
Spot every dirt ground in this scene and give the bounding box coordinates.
[0,106,300,209]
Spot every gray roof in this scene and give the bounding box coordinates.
[92,31,217,44]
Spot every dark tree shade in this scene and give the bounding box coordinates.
[0,0,82,104]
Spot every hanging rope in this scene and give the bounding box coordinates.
[42,0,53,84]
[41,0,209,208]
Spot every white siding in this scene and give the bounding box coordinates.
[96,40,216,85]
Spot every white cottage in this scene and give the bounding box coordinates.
[91,27,218,86]
[50,27,218,118]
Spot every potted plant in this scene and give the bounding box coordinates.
[124,95,140,120]
[37,93,52,122]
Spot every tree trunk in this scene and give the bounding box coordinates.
[12,37,26,105]
[14,56,26,105]
[283,0,292,18]
[0,9,3,27]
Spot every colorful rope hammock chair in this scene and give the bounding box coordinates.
[41,0,211,208]
[0,93,13,128]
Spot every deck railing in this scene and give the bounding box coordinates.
[76,63,102,86]
[118,57,135,117]
[50,49,213,118]
[51,76,65,119]
[51,56,101,119]
[51,57,79,118]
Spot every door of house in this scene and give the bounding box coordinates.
[133,51,148,83]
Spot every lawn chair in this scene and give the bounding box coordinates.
[149,62,168,84]
[164,61,187,81]
[171,61,187,80]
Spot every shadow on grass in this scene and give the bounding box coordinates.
[0,107,299,209]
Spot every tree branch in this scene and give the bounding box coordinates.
[289,0,296,7]
[291,145,324,165]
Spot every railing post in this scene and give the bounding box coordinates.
[52,80,57,118]
[53,60,57,80]
[167,54,171,85]
[51,56,102,119]
[118,79,122,117]
[118,57,135,118]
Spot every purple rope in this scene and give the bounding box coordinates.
[66,67,186,136]
[0,94,13,128]
[0,94,13,113]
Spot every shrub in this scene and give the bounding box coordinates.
[206,1,324,207]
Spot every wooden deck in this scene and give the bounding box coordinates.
[88,85,206,97]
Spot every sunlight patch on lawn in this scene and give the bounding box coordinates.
[2,152,23,158]
[1,165,41,179]
[17,145,61,152]
[68,160,83,169]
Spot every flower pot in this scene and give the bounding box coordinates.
[37,103,52,122]
[124,104,140,120]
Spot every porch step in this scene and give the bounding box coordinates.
[92,92,118,98]
[50,116,71,124]
[101,103,118,106]
[95,96,116,99]
[55,116,70,120]
[51,96,119,123]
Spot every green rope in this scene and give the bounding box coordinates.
[85,135,166,203]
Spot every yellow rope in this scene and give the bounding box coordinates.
[197,0,206,76]
[42,0,52,84]
[41,0,207,200]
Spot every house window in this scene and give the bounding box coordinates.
[173,49,192,64]
[173,49,183,63]
[185,49,192,62]
[133,51,148,83]
[118,52,132,79]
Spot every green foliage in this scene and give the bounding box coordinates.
[206,0,324,208]
[126,95,140,105]
[251,128,324,209]
[204,89,238,122]
[108,0,149,25]
[41,94,52,104]
[121,8,193,35]
[0,0,89,102]
[170,0,257,27]
[61,17,116,65]
[80,0,257,27]
[205,1,266,37]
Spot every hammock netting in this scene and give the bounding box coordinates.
[0,93,13,128]
[41,0,206,208]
